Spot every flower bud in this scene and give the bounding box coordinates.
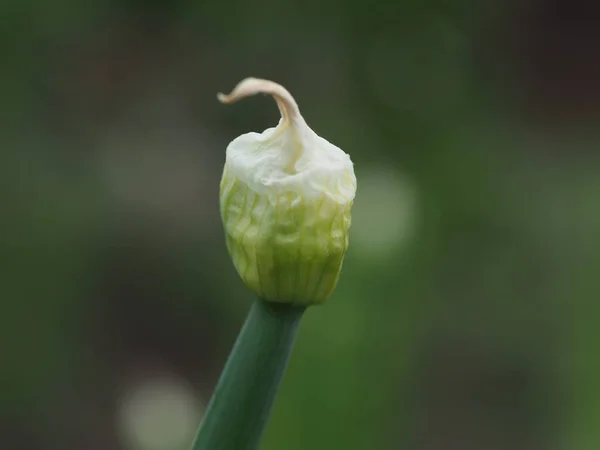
[218,78,356,305]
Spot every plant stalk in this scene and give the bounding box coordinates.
[191,299,305,450]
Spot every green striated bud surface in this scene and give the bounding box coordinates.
[218,78,357,305]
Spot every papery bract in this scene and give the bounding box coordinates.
[218,78,357,305]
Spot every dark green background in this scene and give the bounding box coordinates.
[2,0,600,449]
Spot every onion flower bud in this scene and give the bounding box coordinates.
[218,78,357,305]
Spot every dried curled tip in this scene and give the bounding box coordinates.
[217,77,300,123]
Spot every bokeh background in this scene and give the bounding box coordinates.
[3,0,600,449]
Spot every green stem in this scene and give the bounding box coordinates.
[191,299,305,450]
